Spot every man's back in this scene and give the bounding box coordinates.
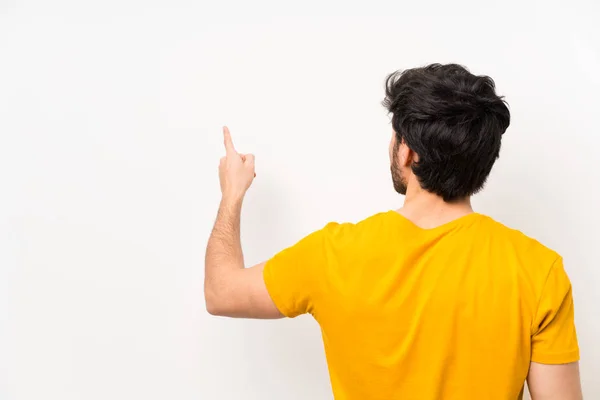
[263,211,579,399]
[205,64,582,399]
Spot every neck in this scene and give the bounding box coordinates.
[398,182,473,229]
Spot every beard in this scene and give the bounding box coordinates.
[391,148,408,195]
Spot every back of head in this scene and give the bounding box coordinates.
[382,63,511,202]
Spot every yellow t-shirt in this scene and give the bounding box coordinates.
[263,211,579,400]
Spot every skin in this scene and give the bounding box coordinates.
[204,126,282,319]
[527,362,583,400]
[204,126,583,399]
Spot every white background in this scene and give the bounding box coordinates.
[1,1,599,399]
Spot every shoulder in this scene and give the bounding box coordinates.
[318,211,398,247]
[322,211,395,233]
[477,214,561,268]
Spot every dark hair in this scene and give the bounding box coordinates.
[382,63,510,202]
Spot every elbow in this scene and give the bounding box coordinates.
[206,301,221,316]
[204,270,240,317]
[204,290,220,316]
[204,286,227,316]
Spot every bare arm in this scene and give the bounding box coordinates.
[203,126,282,319]
[527,362,582,400]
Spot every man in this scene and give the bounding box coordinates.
[204,64,582,399]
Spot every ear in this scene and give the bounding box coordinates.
[399,140,413,167]
[407,148,420,166]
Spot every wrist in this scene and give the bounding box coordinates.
[221,191,245,206]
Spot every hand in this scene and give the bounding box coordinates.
[219,126,256,200]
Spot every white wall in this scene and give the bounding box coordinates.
[1,1,598,399]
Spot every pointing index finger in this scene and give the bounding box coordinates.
[223,126,236,154]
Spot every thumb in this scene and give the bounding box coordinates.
[244,154,255,165]
[243,154,256,177]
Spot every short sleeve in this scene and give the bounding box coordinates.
[263,222,342,318]
[531,258,579,364]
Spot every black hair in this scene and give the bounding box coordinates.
[382,63,510,202]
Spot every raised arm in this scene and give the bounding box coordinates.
[203,126,282,319]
